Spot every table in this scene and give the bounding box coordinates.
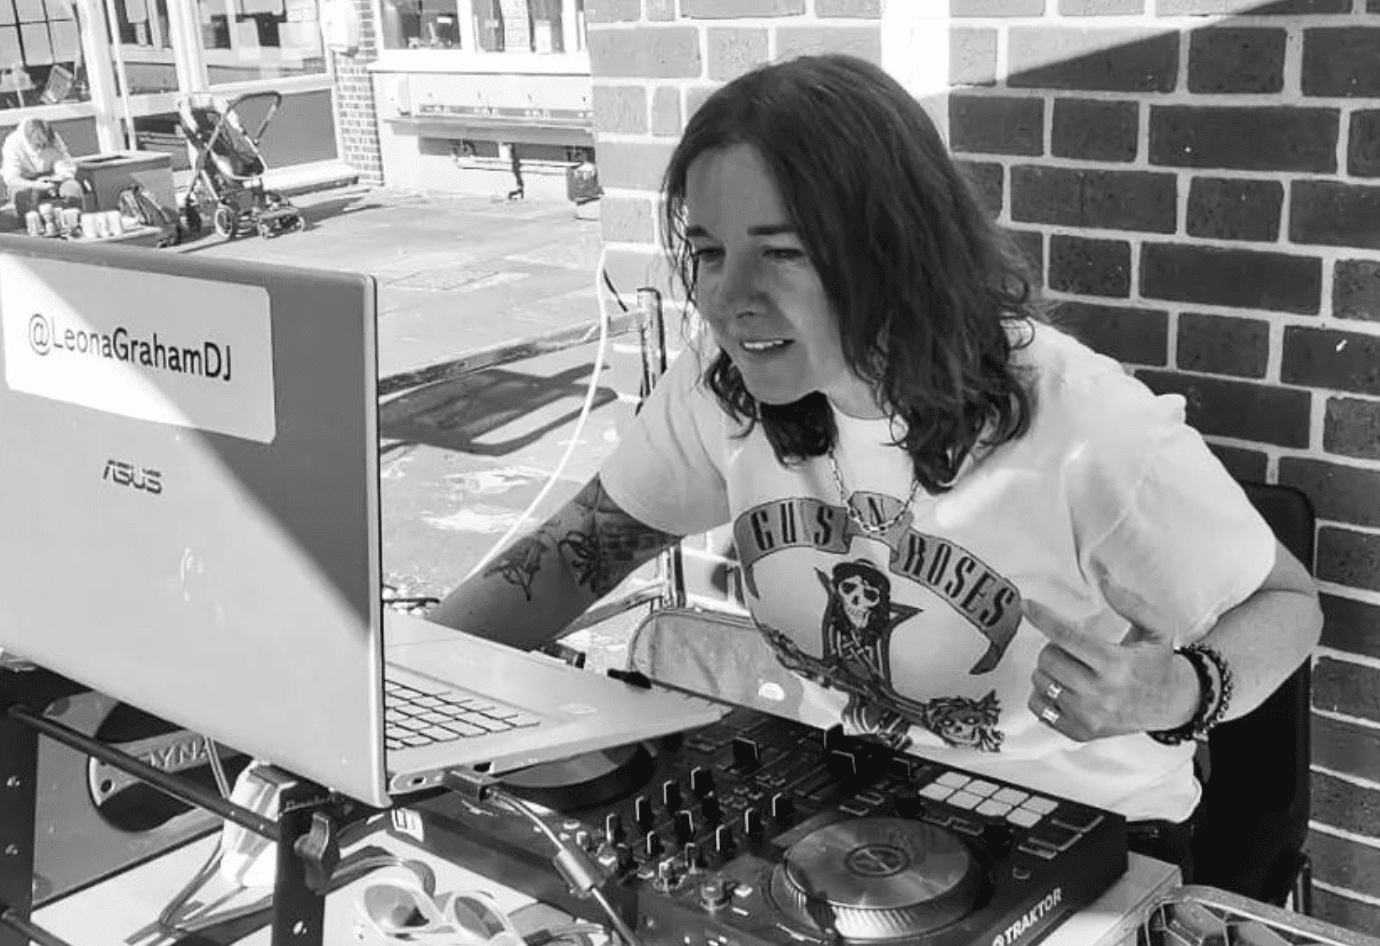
[31,826,1180,946]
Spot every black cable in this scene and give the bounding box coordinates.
[602,269,630,313]
[443,771,641,946]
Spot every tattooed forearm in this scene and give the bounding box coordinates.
[483,529,553,601]
[556,478,677,597]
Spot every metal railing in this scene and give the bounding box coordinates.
[1146,886,1380,946]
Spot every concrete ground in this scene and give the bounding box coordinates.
[176,183,662,666]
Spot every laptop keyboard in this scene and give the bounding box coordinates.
[384,676,541,751]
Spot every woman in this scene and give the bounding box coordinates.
[429,54,1321,876]
[2,118,82,218]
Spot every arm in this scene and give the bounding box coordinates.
[1182,538,1320,724]
[1026,540,1322,741]
[1,138,38,192]
[427,475,682,651]
[50,135,74,180]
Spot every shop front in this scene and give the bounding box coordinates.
[0,0,340,195]
[368,0,594,200]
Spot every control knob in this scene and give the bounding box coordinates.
[700,878,732,911]
[683,841,705,873]
[713,824,735,858]
[732,736,761,770]
[674,810,695,843]
[700,793,723,824]
[655,859,682,891]
[743,808,764,841]
[828,749,860,779]
[644,833,664,858]
[770,792,794,824]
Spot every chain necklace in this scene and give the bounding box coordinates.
[827,446,921,536]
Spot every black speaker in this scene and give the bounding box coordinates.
[32,690,251,905]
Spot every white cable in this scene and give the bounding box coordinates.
[464,245,615,580]
[204,736,231,798]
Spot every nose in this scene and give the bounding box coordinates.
[712,252,759,317]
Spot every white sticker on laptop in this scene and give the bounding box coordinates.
[0,254,276,442]
[559,703,599,716]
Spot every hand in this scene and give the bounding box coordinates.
[1023,600,1198,742]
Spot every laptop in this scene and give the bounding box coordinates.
[0,234,724,810]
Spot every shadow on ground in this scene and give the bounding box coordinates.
[295,191,387,223]
[171,187,384,253]
[380,363,618,457]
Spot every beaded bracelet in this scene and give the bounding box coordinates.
[1147,643,1232,746]
[1190,642,1234,733]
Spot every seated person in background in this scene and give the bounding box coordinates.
[2,118,82,217]
[426,54,1323,881]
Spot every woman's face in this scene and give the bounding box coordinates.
[25,122,49,149]
[684,144,881,419]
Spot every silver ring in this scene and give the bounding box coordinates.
[1045,681,1063,702]
[1040,706,1060,725]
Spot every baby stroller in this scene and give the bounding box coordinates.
[177,91,305,240]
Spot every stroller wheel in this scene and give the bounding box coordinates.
[183,205,202,235]
[213,204,238,239]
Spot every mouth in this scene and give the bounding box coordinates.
[739,338,792,354]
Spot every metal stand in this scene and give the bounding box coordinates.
[634,287,685,610]
[0,701,39,946]
[0,665,353,946]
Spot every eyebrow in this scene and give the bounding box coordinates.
[684,223,797,239]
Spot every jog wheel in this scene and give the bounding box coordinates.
[500,743,653,811]
[766,818,983,941]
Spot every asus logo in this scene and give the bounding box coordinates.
[103,459,162,495]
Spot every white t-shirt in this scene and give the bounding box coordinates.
[0,124,74,192]
[601,322,1276,822]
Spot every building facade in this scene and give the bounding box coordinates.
[0,0,340,173]
[343,0,596,199]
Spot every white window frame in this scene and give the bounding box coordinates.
[369,0,588,74]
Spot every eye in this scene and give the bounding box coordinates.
[690,246,723,266]
[764,246,805,261]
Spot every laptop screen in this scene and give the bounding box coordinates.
[0,234,386,799]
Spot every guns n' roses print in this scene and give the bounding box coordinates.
[736,492,1020,753]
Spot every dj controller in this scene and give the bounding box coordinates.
[408,708,1128,946]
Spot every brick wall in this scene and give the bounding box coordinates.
[586,0,883,297]
[331,0,385,186]
[587,0,1380,933]
[952,0,1380,932]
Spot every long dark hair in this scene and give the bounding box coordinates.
[660,54,1039,494]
